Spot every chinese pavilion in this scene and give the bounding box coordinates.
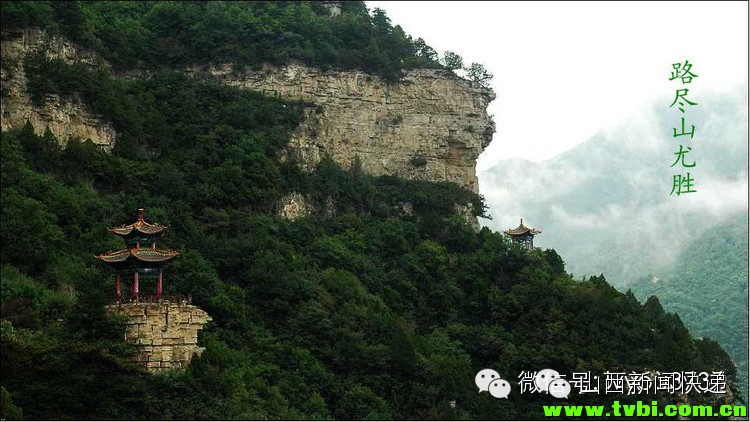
[96,209,179,302]
[503,219,541,250]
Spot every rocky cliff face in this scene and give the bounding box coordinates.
[189,63,495,192]
[106,302,212,373]
[1,29,115,149]
[2,28,496,193]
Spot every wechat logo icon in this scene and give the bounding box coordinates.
[475,369,511,399]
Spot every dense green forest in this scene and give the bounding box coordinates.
[1,0,444,80]
[0,122,741,419]
[0,1,742,420]
[630,214,749,403]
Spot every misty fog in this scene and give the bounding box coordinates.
[478,84,748,287]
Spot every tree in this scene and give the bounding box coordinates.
[442,51,463,71]
[0,386,23,420]
[370,8,392,36]
[464,62,493,89]
[413,37,437,62]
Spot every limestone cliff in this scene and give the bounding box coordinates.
[0,28,115,149]
[2,28,496,193]
[188,63,495,193]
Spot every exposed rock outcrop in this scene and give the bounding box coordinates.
[1,28,115,149]
[277,192,312,221]
[188,63,495,192]
[2,28,496,193]
[106,302,212,373]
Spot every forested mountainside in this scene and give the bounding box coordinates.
[0,1,740,420]
[1,1,444,79]
[630,213,749,402]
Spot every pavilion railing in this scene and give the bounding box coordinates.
[107,293,192,306]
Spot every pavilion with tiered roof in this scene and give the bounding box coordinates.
[97,209,179,302]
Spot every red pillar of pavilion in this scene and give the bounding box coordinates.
[157,270,163,300]
[133,271,139,301]
[116,273,122,302]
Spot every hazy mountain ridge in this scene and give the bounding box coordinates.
[479,85,748,287]
[630,212,749,402]
[478,86,749,402]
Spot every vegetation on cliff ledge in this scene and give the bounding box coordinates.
[0,1,739,419]
[2,1,444,80]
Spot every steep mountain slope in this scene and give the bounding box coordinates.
[0,1,741,420]
[2,5,494,193]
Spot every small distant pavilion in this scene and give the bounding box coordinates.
[503,219,541,250]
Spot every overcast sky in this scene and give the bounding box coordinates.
[366,1,749,169]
